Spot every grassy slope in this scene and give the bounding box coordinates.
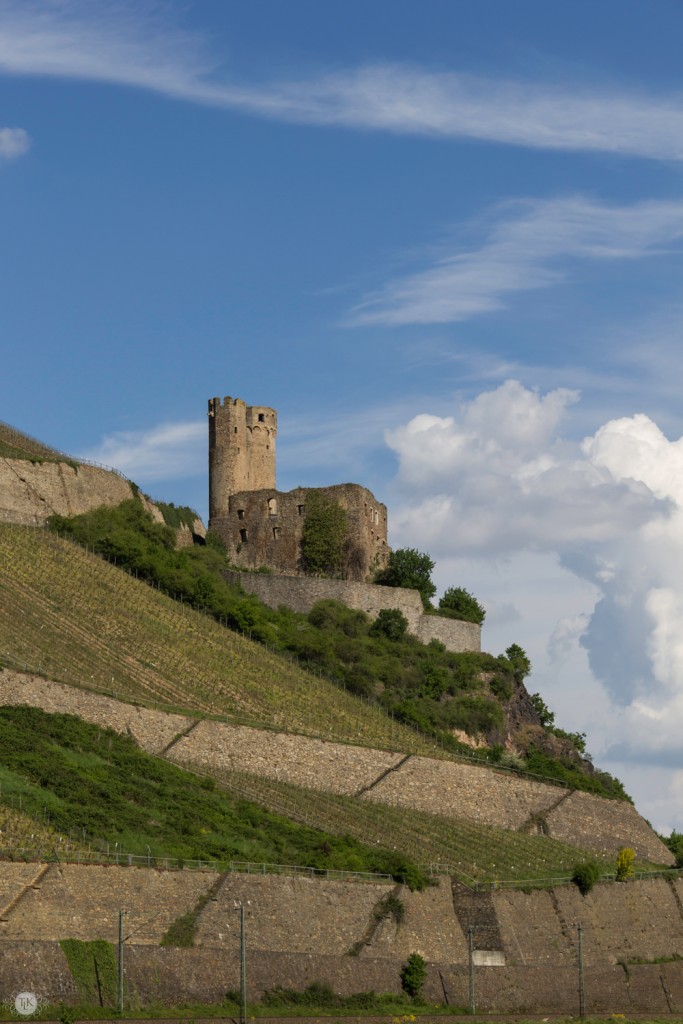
[0,523,443,753]
[0,705,416,878]
[0,703,605,884]
[0,523,663,882]
[0,422,70,463]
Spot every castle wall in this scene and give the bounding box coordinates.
[224,569,481,653]
[208,396,276,522]
[214,483,389,582]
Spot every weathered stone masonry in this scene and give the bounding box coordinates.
[226,569,481,653]
[0,671,671,864]
[208,395,389,581]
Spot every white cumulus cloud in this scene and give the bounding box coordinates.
[385,380,683,828]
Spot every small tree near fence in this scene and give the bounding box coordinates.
[400,952,427,999]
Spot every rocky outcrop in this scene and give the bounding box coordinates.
[0,458,136,525]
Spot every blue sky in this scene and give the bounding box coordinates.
[3,0,683,831]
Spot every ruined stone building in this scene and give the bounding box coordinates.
[208,396,389,581]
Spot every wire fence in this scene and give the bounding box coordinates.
[0,847,392,883]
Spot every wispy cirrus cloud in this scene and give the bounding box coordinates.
[0,127,30,160]
[348,196,683,326]
[4,3,683,161]
[80,420,205,482]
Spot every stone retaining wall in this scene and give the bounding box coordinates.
[546,789,661,859]
[0,863,683,1011]
[0,670,673,865]
[227,570,481,653]
[1,939,682,1012]
[1,863,218,944]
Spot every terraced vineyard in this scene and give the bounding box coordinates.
[206,768,611,885]
[0,804,87,858]
[0,420,70,462]
[0,524,445,754]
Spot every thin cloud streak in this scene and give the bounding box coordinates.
[348,196,683,326]
[80,420,205,482]
[4,3,683,160]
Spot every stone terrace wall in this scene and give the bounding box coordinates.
[3,863,218,943]
[227,570,481,653]
[363,754,554,830]
[492,878,683,969]
[0,863,43,912]
[0,670,673,864]
[547,789,667,861]
[2,940,683,1012]
[169,718,403,794]
[0,672,188,754]
[551,876,683,964]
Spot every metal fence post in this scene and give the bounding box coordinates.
[468,924,475,1014]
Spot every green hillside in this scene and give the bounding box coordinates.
[0,420,74,464]
[0,705,418,880]
[0,505,656,888]
[0,522,442,753]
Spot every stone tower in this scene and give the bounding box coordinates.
[208,396,277,522]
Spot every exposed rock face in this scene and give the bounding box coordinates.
[0,456,208,552]
[0,458,136,525]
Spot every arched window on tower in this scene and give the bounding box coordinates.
[268,497,278,516]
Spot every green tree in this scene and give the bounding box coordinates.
[663,830,683,867]
[400,952,427,999]
[529,691,554,727]
[300,490,349,578]
[438,586,486,624]
[376,548,436,609]
[505,643,531,683]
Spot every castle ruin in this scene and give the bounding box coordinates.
[208,396,389,581]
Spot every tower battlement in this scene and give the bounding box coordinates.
[208,396,277,522]
[208,393,389,581]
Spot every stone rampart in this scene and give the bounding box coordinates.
[0,671,673,865]
[226,570,481,653]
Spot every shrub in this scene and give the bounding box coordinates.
[438,586,486,624]
[374,892,405,925]
[400,952,427,998]
[300,490,349,577]
[369,608,409,641]
[572,860,601,895]
[616,846,635,881]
